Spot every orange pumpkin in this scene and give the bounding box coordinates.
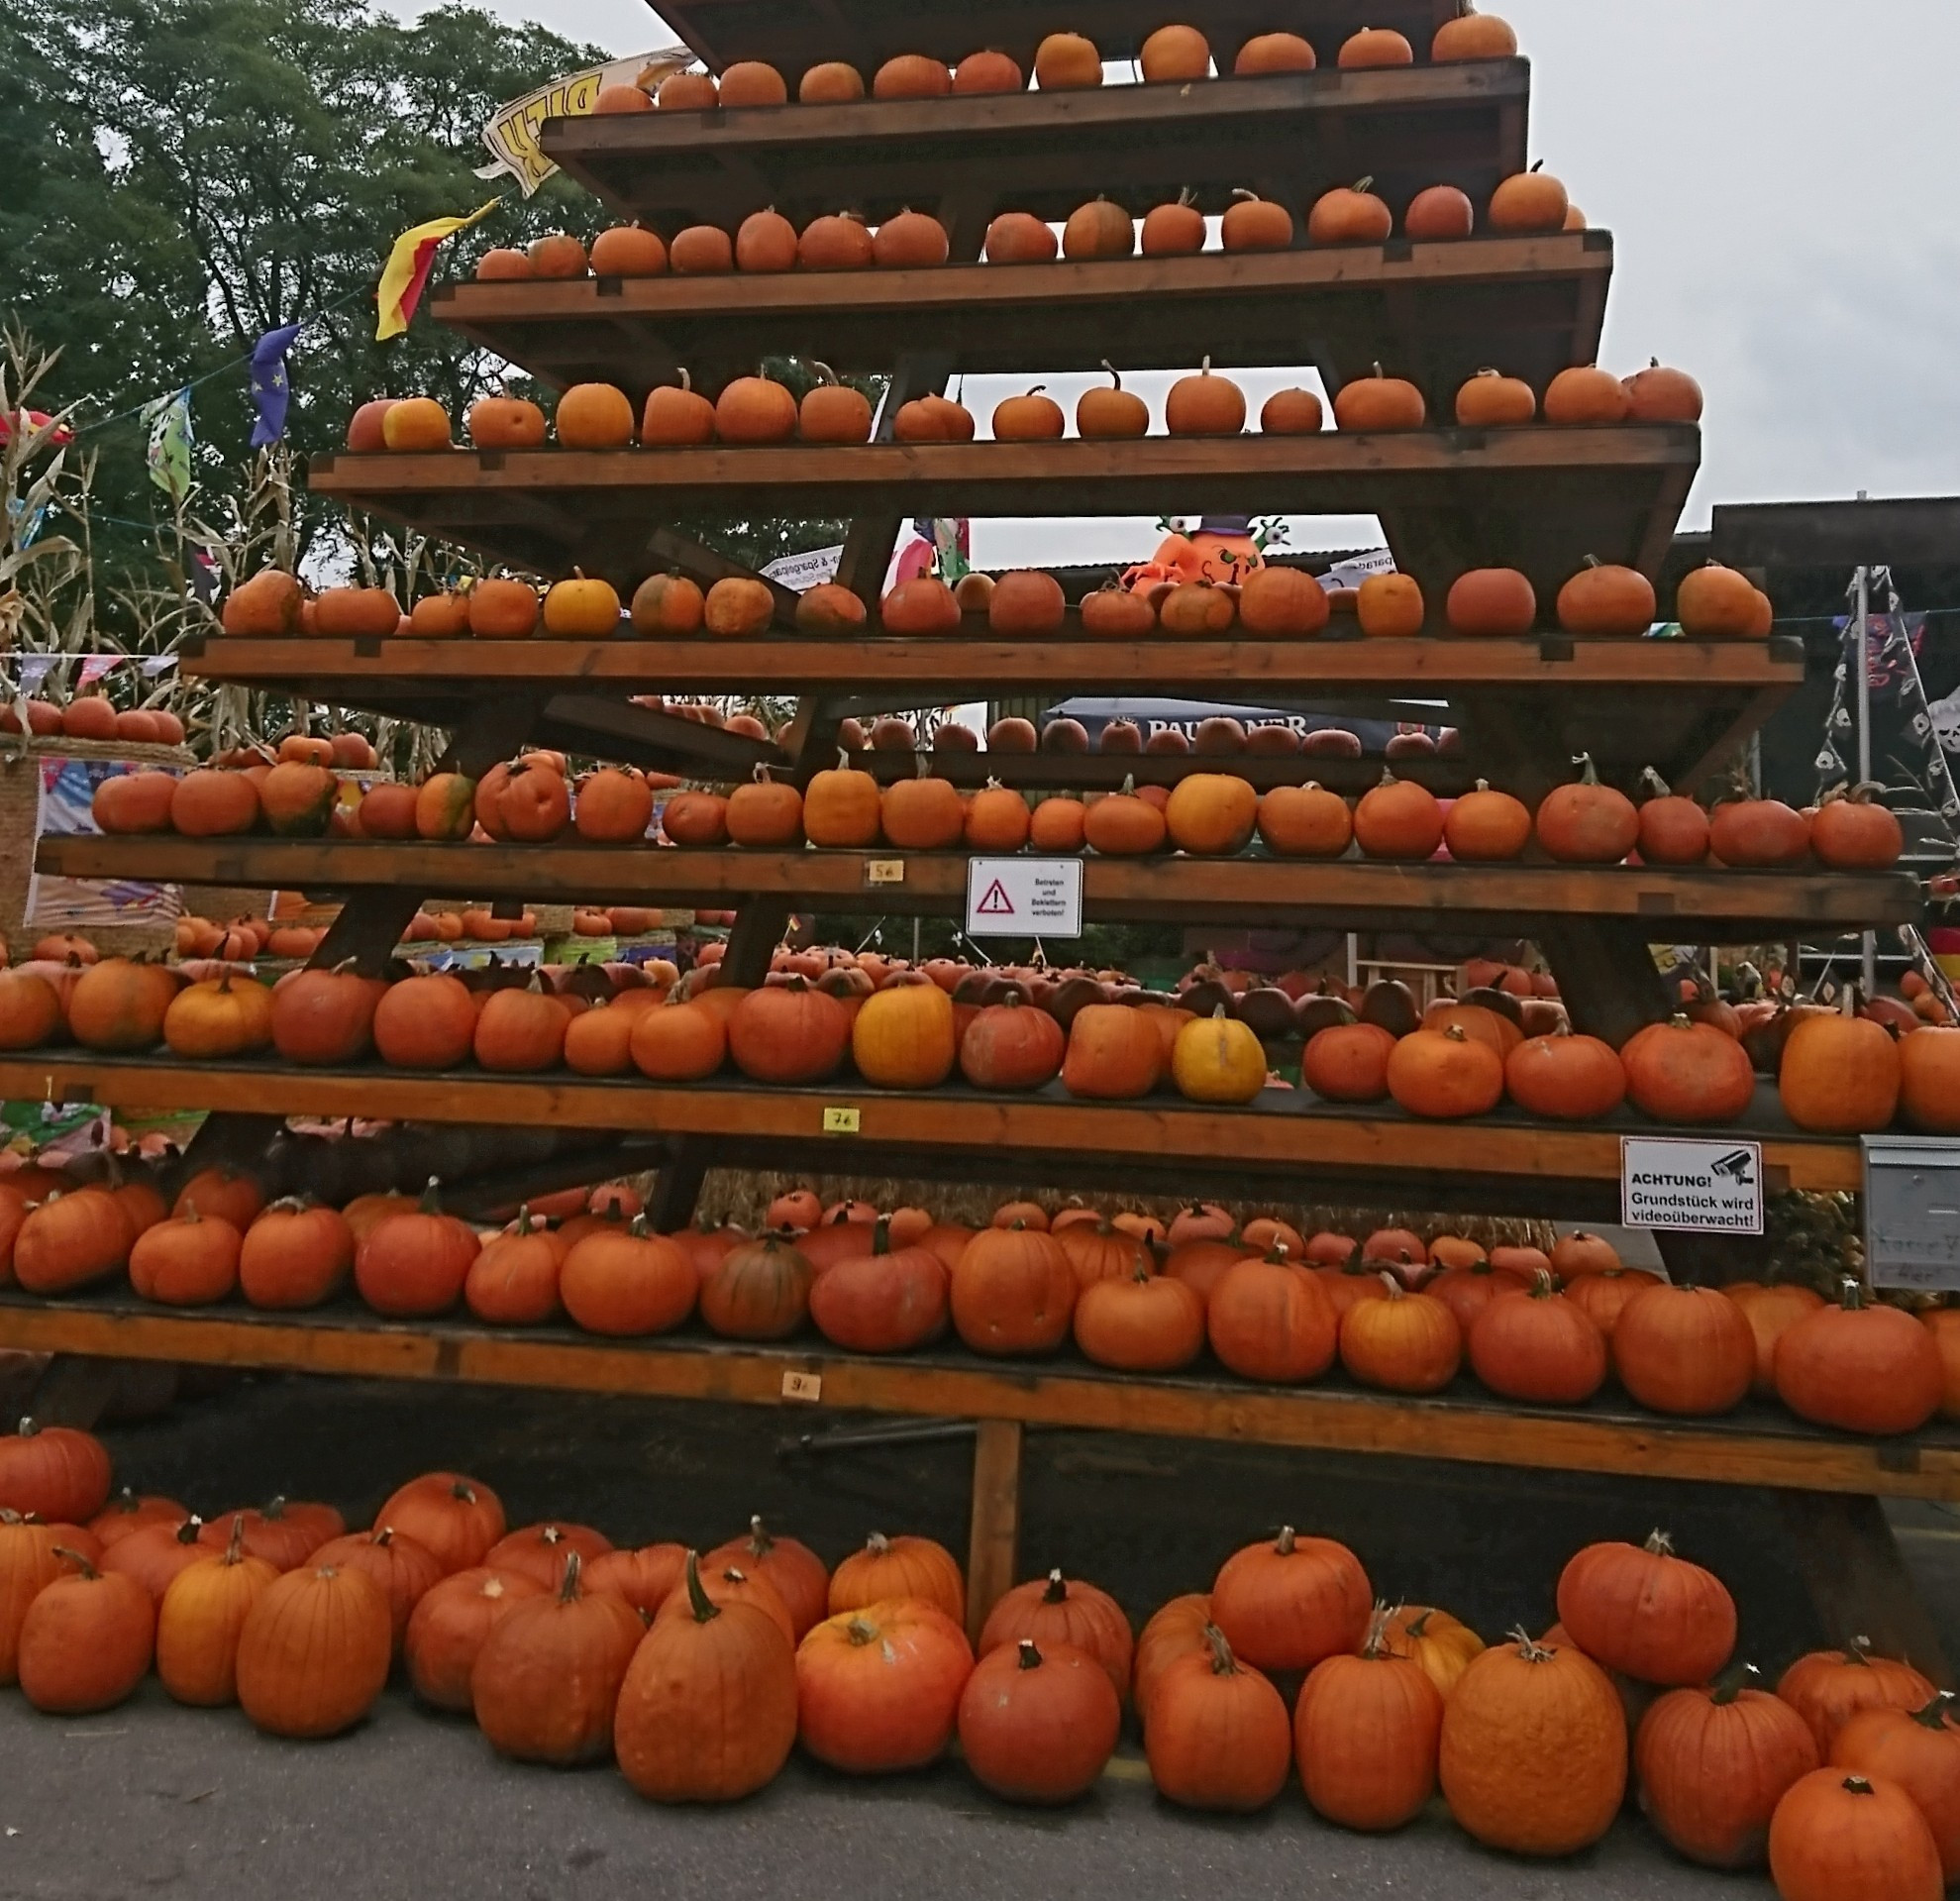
[1621,1014,1755,1123]
[1558,558,1656,635]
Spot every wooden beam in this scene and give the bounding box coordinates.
[966,1420,1023,1643]
[36,838,1923,937]
[0,1297,1952,1502]
[1779,1492,1955,1688]
[0,1056,1865,1193]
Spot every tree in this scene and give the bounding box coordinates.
[2,0,603,589]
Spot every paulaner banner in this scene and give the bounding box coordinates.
[477,47,694,196]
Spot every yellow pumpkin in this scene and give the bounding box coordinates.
[540,571,622,638]
[851,977,956,1090]
[1171,1007,1266,1104]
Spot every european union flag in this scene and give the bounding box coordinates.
[249,322,305,447]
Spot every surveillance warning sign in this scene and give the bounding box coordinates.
[1620,1136,1764,1234]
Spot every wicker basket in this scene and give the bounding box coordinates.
[0,737,194,960]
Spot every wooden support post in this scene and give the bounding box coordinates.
[1779,1490,1954,1689]
[27,1354,133,1429]
[646,1144,711,1233]
[966,1419,1023,1645]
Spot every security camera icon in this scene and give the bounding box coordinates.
[1709,1149,1756,1184]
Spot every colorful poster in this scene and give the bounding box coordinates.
[27,756,181,930]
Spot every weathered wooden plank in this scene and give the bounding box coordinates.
[966,1420,1024,1642]
[1779,1492,1955,1688]
[0,1298,1953,1501]
[36,836,1924,936]
[0,1055,1865,1193]
[187,631,1796,695]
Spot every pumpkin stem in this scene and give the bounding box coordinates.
[417,1175,443,1214]
[1016,1637,1044,1670]
[1838,1276,1868,1313]
[1840,1776,1876,1796]
[558,1548,583,1602]
[1275,1524,1296,1556]
[1201,1623,1241,1675]
[1526,1269,1558,1299]
[16,1418,38,1438]
[871,1215,890,1257]
[1360,1602,1395,1658]
[1353,174,1375,193]
[452,1481,477,1504]
[865,1531,890,1556]
[1637,766,1675,799]
[1642,1529,1676,1557]
[1909,1692,1955,1730]
[1099,360,1123,391]
[682,1548,718,1622]
[1507,1624,1556,1661]
[175,1517,204,1545]
[846,1614,879,1646]
[1708,1660,1762,1705]
[1040,1567,1069,1604]
[51,1546,96,1579]
[746,1514,773,1555]
[224,1513,247,1564]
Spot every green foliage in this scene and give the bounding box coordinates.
[2,0,603,585]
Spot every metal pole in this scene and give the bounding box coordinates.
[1855,564,1877,997]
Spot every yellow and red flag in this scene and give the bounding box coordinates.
[374,199,501,341]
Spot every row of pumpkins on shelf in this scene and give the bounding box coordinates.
[0,694,187,746]
[10,1433,1953,1893]
[349,352,1694,466]
[221,555,1755,649]
[578,16,1525,120]
[9,1158,1957,1437]
[3,911,1953,1139]
[475,158,1594,290]
[87,724,1898,884]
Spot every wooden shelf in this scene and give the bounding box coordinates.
[0,1056,1862,1201]
[40,836,1923,938]
[656,0,1468,80]
[185,632,1799,792]
[307,426,1698,612]
[1,1291,1952,1501]
[434,233,1613,415]
[542,62,1529,241]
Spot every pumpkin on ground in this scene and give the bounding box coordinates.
[702,1518,829,1640]
[1293,1609,1444,1831]
[1635,1667,1820,1868]
[16,1551,155,1714]
[1830,1697,1960,1879]
[959,1638,1120,1804]
[1767,1770,1943,1901]
[236,1560,392,1738]
[1145,1624,1293,1811]
[1556,1530,1736,1686]
[372,1471,504,1575]
[155,1516,279,1705]
[794,1598,975,1773]
[1440,1631,1627,1854]
[470,1551,644,1763]
[404,1567,544,1713]
[615,1551,799,1803]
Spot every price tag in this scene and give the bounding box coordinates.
[781,1370,822,1403]
[821,1106,861,1135]
[864,859,905,886]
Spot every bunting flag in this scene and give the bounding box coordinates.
[139,388,194,502]
[476,48,692,195]
[248,323,305,447]
[375,200,501,341]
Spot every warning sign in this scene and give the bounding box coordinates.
[1620,1136,1764,1234]
[964,857,1083,938]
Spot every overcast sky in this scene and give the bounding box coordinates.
[394,0,1960,567]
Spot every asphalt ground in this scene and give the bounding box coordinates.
[0,1372,1948,1900]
